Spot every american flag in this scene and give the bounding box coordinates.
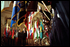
[27,12,34,39]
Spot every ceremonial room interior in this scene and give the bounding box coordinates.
[1,1,69,46]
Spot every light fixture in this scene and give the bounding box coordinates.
[45,42,48,45]
[52,8,54,14]
[43,19,44,22]
[45,20,46,22]
[46,28,47,29]
[57,13,60,18]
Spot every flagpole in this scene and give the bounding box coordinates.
[41,1,54,20]
[43,11,50,21]
[41,1,51,13]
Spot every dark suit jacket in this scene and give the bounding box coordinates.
[22,31,27,40]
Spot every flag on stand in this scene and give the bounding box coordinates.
[29,12,34,39]
[30,12,35,39]
[9,29,12,38]
[26,12,34,39]
[28,12,31,38]
[29,12,34,37]
[26,12,32,39]
[26,29,31,39]
[21,1,31,29]
[36,20,40,39]
[25,12,31,29]
[4,27,6,37]
[12,28,15,39]
[40,19,44,39]
[26,12,31,39]
[10,1,21,27]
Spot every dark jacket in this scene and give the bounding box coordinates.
[22,31,27,40]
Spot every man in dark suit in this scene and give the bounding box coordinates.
[22,28,27,46]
